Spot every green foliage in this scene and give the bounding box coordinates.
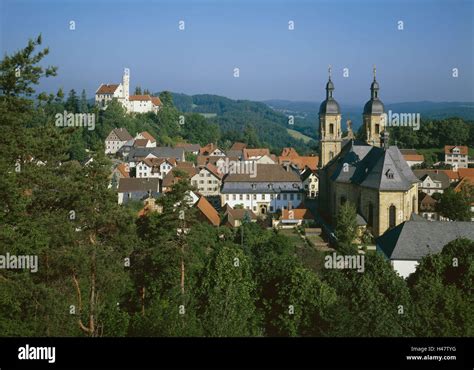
[335,202,358,252]
[437,187,473,221]
[407,238,474,336]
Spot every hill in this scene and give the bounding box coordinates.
[168,93,318,155]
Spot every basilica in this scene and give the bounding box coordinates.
[318,68,419,237]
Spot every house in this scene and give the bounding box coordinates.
[134,131,157,148]
[376,218,474,278]
[400,149,424,167]
[96,69,162,114]
[222,205,258,227]
[194,196,221,226]
[413,170,450,195]
[162,163,197,192]
[117,178,160,205]
[175,143,201,155]
[191,164,223,196]
[105,128,133,154]
[128,147,185,165]
[275,208,314,228]
[225,142,247,159]
[221,163,304,215]
[444,145,469,169]
[301,168,319,198]
[243,148,271,161]
[135,158,176,179]
[110,162,130,189]
[278,147,319,171]
[128,95,162,114]
[200,143,225,157]
[418,192,440,221]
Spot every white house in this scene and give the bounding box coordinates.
[134,131,157,148]
[413,170,450,195]
[200,143,225,157]
[444,145,468,169]
[135,158,176,179]
[220,164,304,215]
[191,164,223,196]
[301,168,319,198]
[105,128,134,154]
[376,219,474,278]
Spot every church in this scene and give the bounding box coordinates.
[318,68,419,237]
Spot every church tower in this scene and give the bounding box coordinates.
[318,66,342,168]
[363,66,385,147]
[123,68,130,100]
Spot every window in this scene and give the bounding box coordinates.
[253,206,256,211]
[253,194,257,200]
[296,194,301,200]
[233,194,236,200]
[290,194,294,200]
[283,194,287,200]
[246,194,250,200]
[262,194,266,200]
[226,195,229,200]
[389,205,396,228]
[368,203,374,227]
[375,124,380,134]
[239,194,243,200]
[329,123,334,134]
[270,206,274,212]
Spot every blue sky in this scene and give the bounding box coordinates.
[1,0,473,104]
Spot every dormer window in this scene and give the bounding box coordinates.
[385,169,394,179]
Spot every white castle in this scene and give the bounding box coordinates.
[95,68,162,114]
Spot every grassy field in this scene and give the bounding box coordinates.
[287,128,313,143]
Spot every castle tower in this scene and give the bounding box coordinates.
[363,66,385,147]
[318,66,342,168]
[123,68,130,100]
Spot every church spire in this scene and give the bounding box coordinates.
[326,65,334,99]
[370,65,379,99]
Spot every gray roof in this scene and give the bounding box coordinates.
[117,177,160,193]
[226,149,244,159]
[328,141,419,191]
[128,147,185,161]
[111,128,133,141]
[222,164,303,193]
[319,98,340,115]
[377,220,474,260]
[363,99,384,115]
[356,213,367,226]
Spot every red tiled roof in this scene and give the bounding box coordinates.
[139,131,156,143]
[116,163,130,178]
[97,84,119,94]
[444,145,468,155]
[230,142,247,151]
[280,147,300,158]
[195,196,220,226]
[151,97,162,106]
[281,208,314,220]
[243,148,270,159]
[403,154,424,161]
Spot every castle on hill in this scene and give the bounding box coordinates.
[95,68,162,114]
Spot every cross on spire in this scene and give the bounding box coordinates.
[328,65,332,80]
[373,65,377,80]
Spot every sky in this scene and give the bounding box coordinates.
[1,0,473,104]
